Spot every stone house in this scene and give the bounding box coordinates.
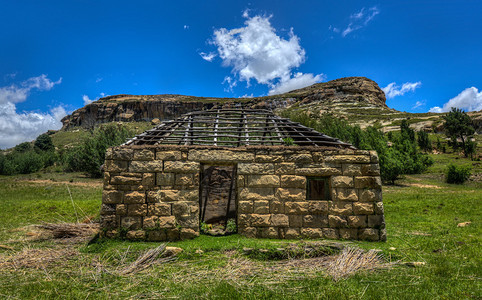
[100,108,385,241]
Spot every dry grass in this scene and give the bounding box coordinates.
[118,244,178,276]
[29,222,100,242]
[325,247,394,281]
[0,246,78,269]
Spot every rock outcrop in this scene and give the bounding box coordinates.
[61,77,387,129]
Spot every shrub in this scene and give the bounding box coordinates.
[446,164,471,184]
[417,130,431,151]
[34,134,55,152]
[64,123,133,177]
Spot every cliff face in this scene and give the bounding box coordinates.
[61,77,387,129]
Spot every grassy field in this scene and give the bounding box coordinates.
[0,154,480,299]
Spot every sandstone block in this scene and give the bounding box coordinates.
[369,150,379,163]
[103,190,123,204]
[156,151,182,161]
[121,216,142,230]
[326,155,371,164]
[158,189,198,202]
[150,202,171,216]
[251,214,271,227]
[100,204,116,215]
[189,150,254,162]
[322,228,339,239]
[112,148,133,160]
[255,155,283,163]
[238,163,275,175]
[142,173,155,186]
[156,173,175,186]
[133,149,155,161]
[238,201,253,213]
[301,228,323,239]
[143,216,159,229]
[164,161,199,173]
[247,175,280,187]
[347,215,367,228]
[342,164,362,176]
[101,215,118,229]
[271,214,289,227]
[275,163,296,175]
[111,175,142,185]
[103,172,111,185]
[239,226,257,238]
[175,174,198,187]
[295,167,342,176]
[354,176,382,189]
[331,176,354,188]
[361,164,381,176]
[374,202,384,214]
[380,228,387,241]
[339,228,358,240]
[126,230,145,240]
[329,201,353,215]
[353,202,374,215]
[172,202,190,216]
[147,230,167,241]
[284,228,301,239]
[167,228,180,241]
[253,200,269,214]
[358,228,379,241]
[335,188,358,201]
[311,152,325,163]
[289,215,303,227]
[303,215,328,228]
[368,215,385,228]
[280,175,306,188]
[328,215,348,227]
[180,228,199,240]
[237,175,245,188]
[259,227,279,239]
[270,200,284,214]
[104,160,128,172]
[285,202,309,214]
[124,191,145,204]
[276,188,305,201]
[116,204,127,216]
[129,161,163,172]
[104,230,119,238]
[285,153,313,163]
[308,201,329,214]
[176,214,198,228]
[158,216,176,228]
[238,188,275,201]
[190,205,198,214]
[359,189,381,202]
[127,204,147,216]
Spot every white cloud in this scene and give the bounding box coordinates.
[429,87,482,113]
[0,74,66,149]
[207,11,322,93]
[184,25,189,30]
[269,72,325,95]
[382,81,421,99]
[83,93,106,105]
[412,100,425,109]
[95,77,103,83]
[199,52,216,62]
[331,6,379,37]
[0,74,61,105]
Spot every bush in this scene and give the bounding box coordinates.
[0,150,45,175]
[446,164,471,184]
[64,123,133,177]
[34,133,55,152]
[417,130,431,151]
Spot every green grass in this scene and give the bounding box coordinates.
[0,154,480,299]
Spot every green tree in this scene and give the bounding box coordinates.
[34,133,55,152]
[417,130,431,152]
[443,108,475,157]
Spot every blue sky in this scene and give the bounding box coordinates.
[1,0,481,148]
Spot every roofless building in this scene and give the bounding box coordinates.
[100,108,386,241]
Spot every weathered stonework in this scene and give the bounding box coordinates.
[101,145,385,242]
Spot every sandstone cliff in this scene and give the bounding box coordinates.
[61,77,387,129]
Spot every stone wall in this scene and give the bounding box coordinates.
[100,145,386,242]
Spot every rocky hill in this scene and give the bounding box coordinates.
[61,77,387,129]
[60,76,481,134]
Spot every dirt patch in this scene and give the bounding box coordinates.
[404,183,442,189]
